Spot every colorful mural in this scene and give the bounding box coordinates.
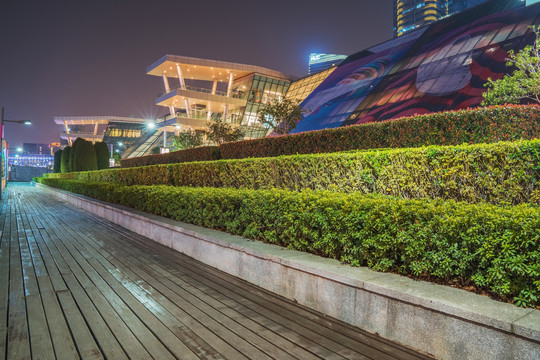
[292,0,539,133]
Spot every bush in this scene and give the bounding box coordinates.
[35,177,540,307]
[45,139,540,206]
[120,146,221,168]
[72,139,97,172]
[69,138,85,171]
[220,105,540,159]
[94,142,110,170]
[60,146,71,173]
[53,150,62,173]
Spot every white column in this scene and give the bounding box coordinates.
[93,122,99,144]
[226,72,234,96]
[162,73,170,93]
[208,79,218,121]
[64,121,72,146]
[176,64,191,118]
[223,73,234,122]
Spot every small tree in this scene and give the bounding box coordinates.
[69,138,85,172]
[205,120,244,145]
[61,146,71,173]
[72,139,97,172]
[257,98,304,135]
[53,150,62,173]
[94,141,110,170]
[483,26,540,105]
[172,130,203,150]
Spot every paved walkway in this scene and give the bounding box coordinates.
[0,183,432,359]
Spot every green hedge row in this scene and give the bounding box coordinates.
[44,139,540,206]
[220,105,540,159]
[120,145,220,168]
[35,177,540,307]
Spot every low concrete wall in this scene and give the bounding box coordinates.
[38,183,540,360]
[10,166,50,181]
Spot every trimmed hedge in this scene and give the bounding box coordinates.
[44,139,540,206]
[120,146,220,168]
[221,105,540,159]
[35,177,540,307]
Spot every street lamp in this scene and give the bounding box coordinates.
[1,107,31,198]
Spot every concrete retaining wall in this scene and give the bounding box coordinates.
[10,166,50,181]
[38,183,540,360]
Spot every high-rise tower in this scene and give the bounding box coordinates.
[393,0,468,37]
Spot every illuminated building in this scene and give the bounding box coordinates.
[292,0,536,133]
[286,67,337,103]
[53,116,149,156]
[394,0,468,37]
[308,53,347,74]
[145,55,291,147]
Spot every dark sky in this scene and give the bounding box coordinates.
[1,0,394,147]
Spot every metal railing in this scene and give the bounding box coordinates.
[159,84,248,100]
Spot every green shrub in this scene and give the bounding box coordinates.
[37,177,540,307]
[60,146,71,173]
[45,139,540,206]
[53,150,62,173]
[94,142,110,170]
[220,105,540,159]
[69,138,85,171]
[72,139,97,172]
[120,146,221,168]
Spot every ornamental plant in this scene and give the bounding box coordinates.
[483,26,540,105]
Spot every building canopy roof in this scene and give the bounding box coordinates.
[53,116,148,125]
[146,55,290,82]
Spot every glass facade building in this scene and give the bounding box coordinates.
[54,116,149,156]
[292,0,536,134]
[286,67,337,103]
[147,55,291,143]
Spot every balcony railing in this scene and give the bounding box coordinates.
[159,84,248,100]
[165,111,244,125]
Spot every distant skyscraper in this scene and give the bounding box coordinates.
[394,0,468,37]
[308,53,347,74]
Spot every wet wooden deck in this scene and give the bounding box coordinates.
[0,183,432,359]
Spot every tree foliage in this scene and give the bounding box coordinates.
[172,130,203,150]
[483,26,540,105]
[257,98,303,135]
[69,138,85,172]
[72,139,97,172]
[61,146,71,173]
[53,150,62,173]
[205,120,244,145]
[94,141,110,170]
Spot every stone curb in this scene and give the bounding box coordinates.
[37,183,540,360]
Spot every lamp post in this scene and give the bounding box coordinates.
[1,107,31,198]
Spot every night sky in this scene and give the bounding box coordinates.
[1,0,396,147]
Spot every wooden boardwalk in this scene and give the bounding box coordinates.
[0,183,432,360]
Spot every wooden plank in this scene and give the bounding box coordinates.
[36,277,81,360]
[85,258,199,360]
[7,203,31,360]
[0,200,10,360]
[55,290,104,360]
[83,286,153,360]
[16,212,56,359]
[61,273,128,360]
[25,295,56,360]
